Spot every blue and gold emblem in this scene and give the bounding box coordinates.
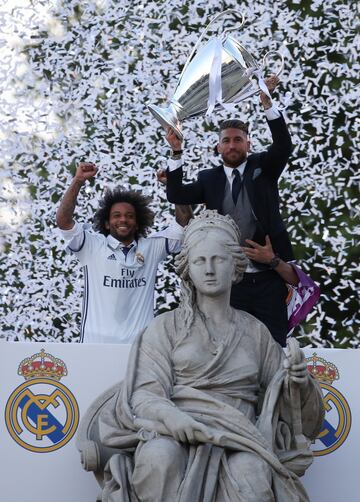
[5,349,79,453]
[306,353,351,456]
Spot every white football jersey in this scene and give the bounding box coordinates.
[60,221,183,343]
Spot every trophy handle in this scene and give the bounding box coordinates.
[241,50,284,101]
[222,10,246,35]
[179,9,245,81]
[262,50,285,77]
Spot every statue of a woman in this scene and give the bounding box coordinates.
[88,211,324,501]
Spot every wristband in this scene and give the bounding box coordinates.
[268,255,281,269]
[171,149,183,160]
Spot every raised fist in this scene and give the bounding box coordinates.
[75,162,98,182]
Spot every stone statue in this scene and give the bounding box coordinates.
[77,211,324,502]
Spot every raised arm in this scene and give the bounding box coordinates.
[259,76,293,180]
[156,166,194,227]
[56,162,97,230]
[175,204,193,227]
[165,128,205,205]
[259,75,279,112]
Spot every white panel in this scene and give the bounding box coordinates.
[1,342,358,502]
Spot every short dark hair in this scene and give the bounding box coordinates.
[219,119,249,135]
[93,187,154,237]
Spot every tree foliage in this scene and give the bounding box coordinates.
[0,0,358,346]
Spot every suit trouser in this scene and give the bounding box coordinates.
[230,270,288,346]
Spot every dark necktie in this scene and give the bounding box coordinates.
[121,244,133,258]
[232,169,242,205]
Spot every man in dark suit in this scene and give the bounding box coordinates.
[161,76,299,346]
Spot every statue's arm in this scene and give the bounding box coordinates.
[131,352,174,421]
[284,340,325,440]
[131,315,181,421]
[133,377,211,444]
[258,333,324,443]
[130,315,211,443]
[299,376,324,439]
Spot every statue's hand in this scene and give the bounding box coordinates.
[284,339,309,388]
[162,409,211,444]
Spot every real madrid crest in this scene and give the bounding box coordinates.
[306,353,351,456]
[5,349,79,453]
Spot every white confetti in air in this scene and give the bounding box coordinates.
[0,0,357,347]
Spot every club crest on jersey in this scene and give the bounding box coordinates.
[5,349,79,453]
[135,251,144,264]
[306,353,351,456]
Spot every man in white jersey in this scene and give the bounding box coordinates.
[56,162,192,343]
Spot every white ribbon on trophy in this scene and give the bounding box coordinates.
[148,9,284,139]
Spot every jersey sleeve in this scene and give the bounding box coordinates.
[147,220,184,254]
[58,221,103,266]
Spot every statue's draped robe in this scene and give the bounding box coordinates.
[98,308,324,502]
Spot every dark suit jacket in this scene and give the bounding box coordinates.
[167,115,294,262]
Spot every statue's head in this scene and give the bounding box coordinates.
[175,211,248,314]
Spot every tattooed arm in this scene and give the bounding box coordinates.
[175,204,193,228]
[56,162,97,230]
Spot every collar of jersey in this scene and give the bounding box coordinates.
[106,234,137,251]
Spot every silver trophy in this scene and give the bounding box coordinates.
[148,10,284,140]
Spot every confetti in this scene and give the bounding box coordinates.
[0,0,357,347]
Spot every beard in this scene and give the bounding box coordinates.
[109,226,136,244]
[221,150,247,167]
